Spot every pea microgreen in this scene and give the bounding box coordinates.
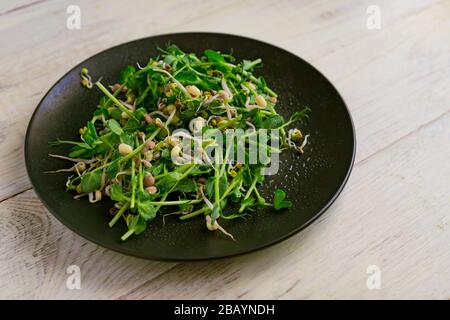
[48,44,311,241]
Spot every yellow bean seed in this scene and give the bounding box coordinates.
[255,95,267,108]
[95,190,102,201]
[164,104,176,115]
[186,85,201,97]
[75,162,86,173]
[118,143,133,156]
[155,118,164,128]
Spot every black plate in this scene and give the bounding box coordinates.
[25,32,355,261]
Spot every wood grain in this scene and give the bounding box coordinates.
[0,189,176,299]
[0,0,449,299]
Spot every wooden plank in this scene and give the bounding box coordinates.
[0,189,176,299]
[0,0,448,201]
[119,111,450,300]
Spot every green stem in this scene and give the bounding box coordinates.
[130,160,136,209]
[138,67,191,98]
[95,81,135,118]
[239,176,258,213]
[245,73,277,97]
[179,206,209,220]
[172,64,188,77]
[214,151,221,206]
[179,171,243,221]
[219,138,233,177]
[109,202,129,228]
[104,83,126,108]
[254,188,271,207]
[222,174,242,199]
[138,156,144,193]
[121,229,135,241]
[150,199,202,206]
[244,58,262,70]
[247,139,281,153]
[243,176,258,201]
[155,164,196,212]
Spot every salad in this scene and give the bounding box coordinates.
[49,44,310,241]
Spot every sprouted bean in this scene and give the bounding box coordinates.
[80,67,93,89]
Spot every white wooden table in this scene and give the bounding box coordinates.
[0,0,449,299]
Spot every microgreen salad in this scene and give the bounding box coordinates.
[49,44,310,241]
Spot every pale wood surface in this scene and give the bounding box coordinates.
[0,0,449,299]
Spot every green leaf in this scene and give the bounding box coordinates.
[242,59,253,71]
[80,171,102,193]
[68,147,87,158]
[229,187,242,203]
[110,184,126,202]
[242,59,262,71]
[239,197,255,212]
[120,133,134,146]
[175,179,197,193]
[288,107,311,123]
[176,70,198,83]
[111,108,122,121]
[98,96,108,108]
[205,176,228,199]
[189,165,211,176]
[180,109,196,123]
[123,118,141,133]
[137,200,157,221]
[106,119,123,135]
[149,163,164,176]
[273,189,293,210]
[94,107,109,118]
[179,202,193,212]
[254,166,265,183]
[82,121,99,146]
[165,44,184,55]
[156,172,183,193]
[119,65,136,84]
[129,215,147,235]
[204,49,225,63]
[262,115,285,129]
[245,109,263,128]
[242,167,253,187]
[161,148,171,160]
[107,161,119,179]
[163,54,177,65]
[134,107,147,120]
[259,76,267,87]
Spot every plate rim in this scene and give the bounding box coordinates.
[24,31,356,261]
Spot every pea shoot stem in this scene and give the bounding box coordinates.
[179,206,209,220]
[109,202,129,228]
[130,159,136,209]
[95,81,135,119]
[151,199,202,206]
[121,229,135,241]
